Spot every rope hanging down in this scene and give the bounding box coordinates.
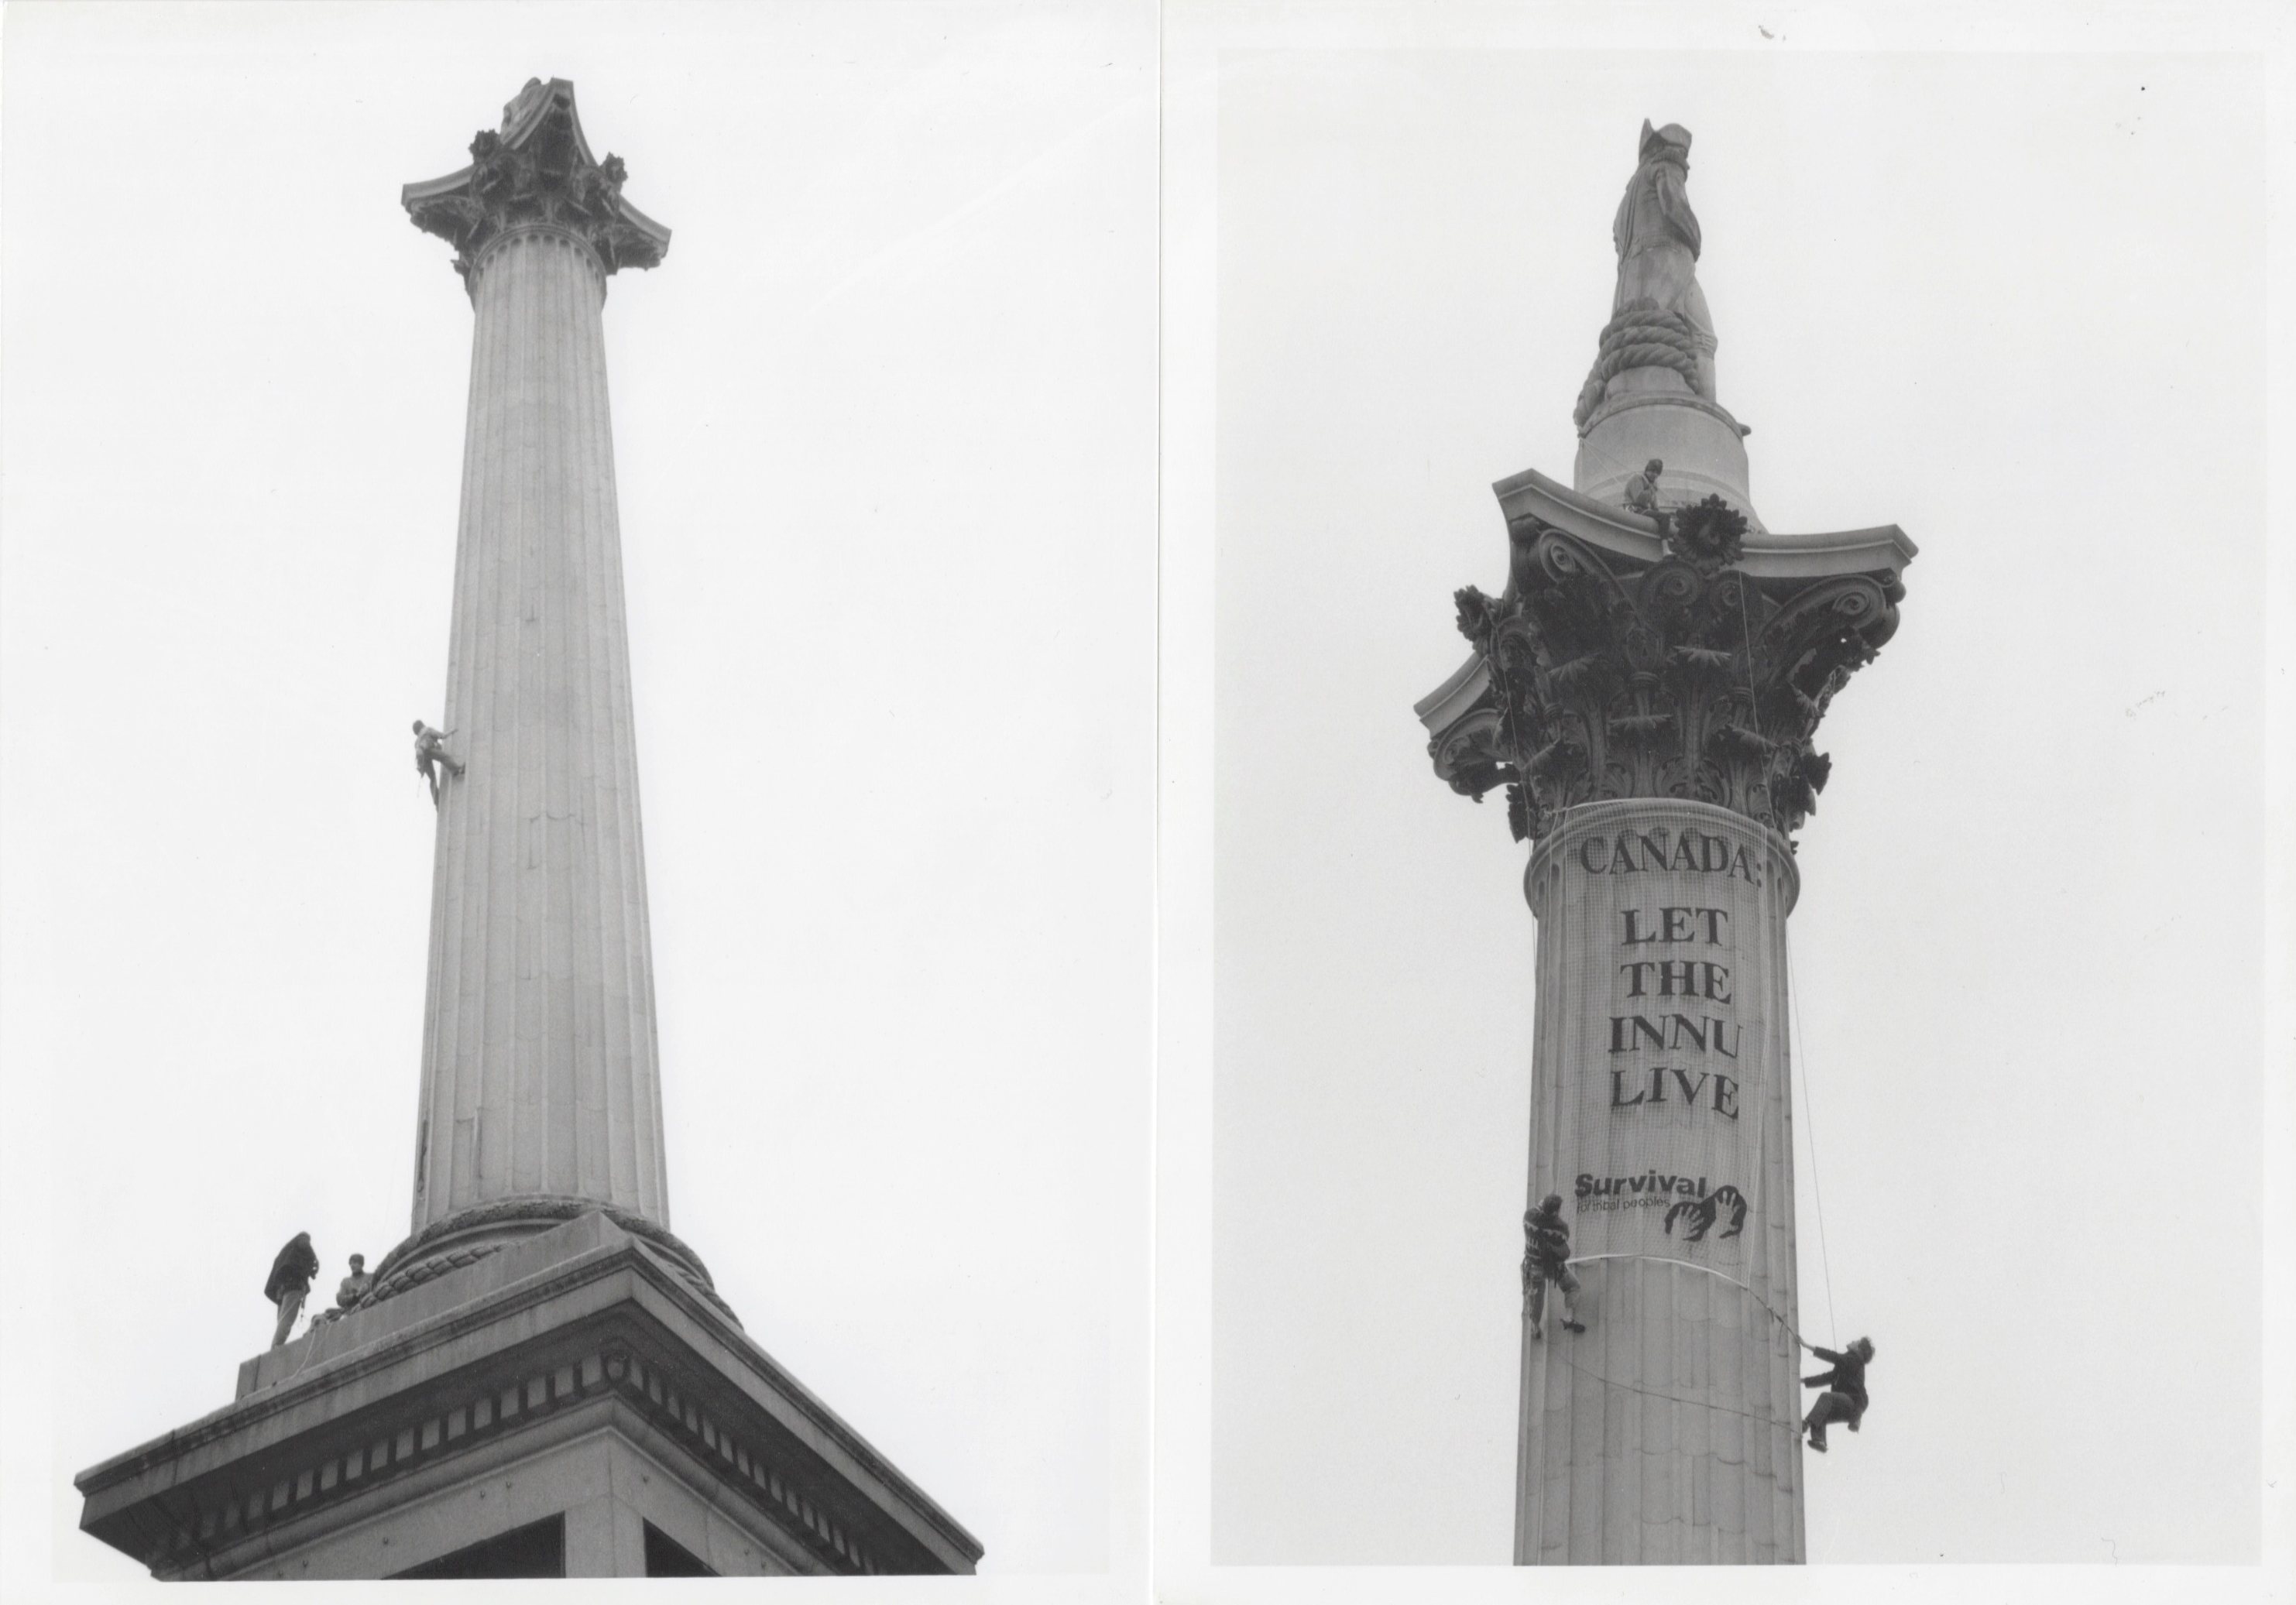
[1550,1341,1794,1428]
[1563,1251,1815,1353]
[1785,932,1841,1349]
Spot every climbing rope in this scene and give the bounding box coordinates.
[1785,933,1841,1349]
[276,1310,336,1385]
[1550,1338,1801,1427]
[1562,1252,1814,1352]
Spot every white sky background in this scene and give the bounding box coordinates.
[1,1,1155,1588]
[1203,39,2273,1572]
[5,3,2293,1603]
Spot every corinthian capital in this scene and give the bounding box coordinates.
[400,77,671,283]
[1419,471,1913,844]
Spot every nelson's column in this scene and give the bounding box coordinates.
[1415,122,1913,1565]
[76,80,982,1579]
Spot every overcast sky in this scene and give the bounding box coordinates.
[2,2,1154,1589]
[4,4,2290,1604]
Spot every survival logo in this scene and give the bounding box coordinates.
[1576,1171,1749,1243]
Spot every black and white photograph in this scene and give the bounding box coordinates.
[3,2,1153,1590]
[2,3,2289,1603]
[1153,3,2287,1600]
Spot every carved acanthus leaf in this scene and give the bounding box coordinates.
[1429,517,1900,842]
[404,81,668,283]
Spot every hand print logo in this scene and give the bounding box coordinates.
[1663,1185,1749,1243]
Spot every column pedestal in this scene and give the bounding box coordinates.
[1574,389,1763,532]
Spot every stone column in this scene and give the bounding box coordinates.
[1423,481,1910,1564]
[386,80,700,1287]
[1516,800,1802,1563]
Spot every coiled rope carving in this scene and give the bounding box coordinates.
[1574,298,1706,428]
[351,1195,739,1324]
[355,1242,508,1307]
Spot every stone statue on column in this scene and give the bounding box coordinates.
[1574,121,1719,429]
[1567,120,1758,526]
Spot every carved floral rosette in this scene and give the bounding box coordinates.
[1435,517,1902,842]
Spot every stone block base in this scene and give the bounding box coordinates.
[76,1214,979,1578]
[1574,390,1762,531]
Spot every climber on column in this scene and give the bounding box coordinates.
[1801,1336,1875,1452]
[264,1231,320,1350]
[414,719,463,806]
[1622,458,1671,535]
[1522,1193,1586,1339]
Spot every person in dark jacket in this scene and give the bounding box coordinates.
[1521,1194,1586,1339]
[265,1232,320,1350]
[1801,1336,1875,1452]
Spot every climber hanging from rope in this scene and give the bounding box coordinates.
[1801,1336,1874,1453]
[413,719,464,806]
[1521,1193,1586,1339]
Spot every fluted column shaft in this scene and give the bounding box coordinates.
[1515,800,1804,1564]
[411,222,667,1232]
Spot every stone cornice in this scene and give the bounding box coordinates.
[1491,467,1918,579]
[1420,467,1911,843]
[626,1247,984,1569]
[401,77,670,287]
[75,1217,983,1576]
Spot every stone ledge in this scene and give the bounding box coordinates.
[1491,467,1915,580]
[77,1213,981,1577]
[1421,465,1912,842]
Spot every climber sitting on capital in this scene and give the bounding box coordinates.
[1622,458,1671,534]
[414,720,464,805]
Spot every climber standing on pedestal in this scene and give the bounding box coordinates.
[264,1232,319,1350]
